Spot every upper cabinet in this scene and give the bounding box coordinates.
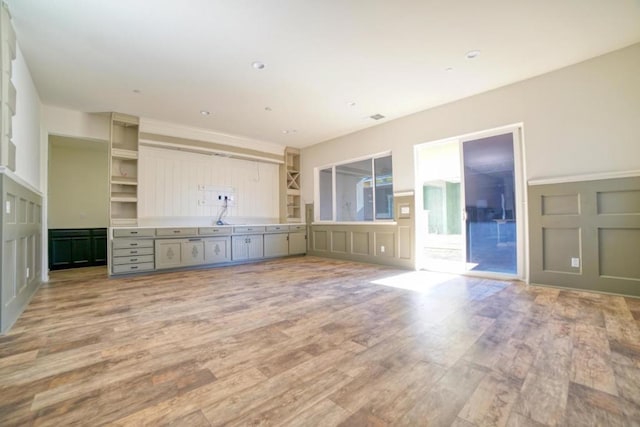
[109,113,139,226]
[281,147,302,223]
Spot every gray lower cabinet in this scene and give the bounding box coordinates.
[112,238,155,274]
[289,232,307,255]
[204,237,231,263]
[232,235,264,261]
[264,233,289,258]
[155,239,183,269]
[181,239,205,266]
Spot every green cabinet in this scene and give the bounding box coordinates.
[48,229,107,270]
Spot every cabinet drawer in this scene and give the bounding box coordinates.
[199,227,231,236]
[233,226,265,234]
[112,262,155,274]
[113,228,155,237]
[265,225,288,233]
[113,247,154,257]
[156,228,197,237]
[289,225,306,232]
[112,239,154,249]
[113,255,154,265]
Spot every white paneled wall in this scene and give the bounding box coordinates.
[139,146,279,220]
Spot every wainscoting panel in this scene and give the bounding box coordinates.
[352,232,370,255]
[331,231,348,253]
[542,227,580,274]
[598,228,640,281]
[529,175,640,296]
[312,230,328,252]
[1,173,42,333]
[307,195,415,269]
[541,194,580,215]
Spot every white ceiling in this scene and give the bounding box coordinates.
[8,0,640,149]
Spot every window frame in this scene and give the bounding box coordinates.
[314,151,394,223]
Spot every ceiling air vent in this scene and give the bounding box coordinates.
[369,114,385,120]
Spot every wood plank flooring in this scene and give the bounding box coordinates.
[1,256,639,426]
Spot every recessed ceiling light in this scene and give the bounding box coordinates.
[348,102,357,107]
[264,107,272,111]
[200,110,211,116]
[132,89,141,94]
[369,114,385,121]
[445,67,454,72]
[466,50,481,59]
[282,129,297,134]
[252,61,266,70]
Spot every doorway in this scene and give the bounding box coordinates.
[415,127,524,278]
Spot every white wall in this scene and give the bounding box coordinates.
[12,47,42,190]
[301,43,640,201]
[138,146,280,223]
[48,137,109,228]
[42,105,110,142]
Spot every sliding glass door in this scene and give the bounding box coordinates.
[416,129,521,277]
[462,133,517,274]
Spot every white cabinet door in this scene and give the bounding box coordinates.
[232,235,263,260]
[289,232,306,255]
[181,239,205,266]
[155,239,183,269]
[204,237,230,263]
[247,234,264,259]
[264,233,288,258]
[232,236,249,261]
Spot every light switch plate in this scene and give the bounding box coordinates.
[5,201,10,214]
[571,257,580,268]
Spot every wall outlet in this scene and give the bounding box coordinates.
[198,200,206,206]
[571,257,580,268]
[380,245,385,253]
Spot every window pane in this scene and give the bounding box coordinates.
[374,156,394,219]
[319,168,333,220]
[336,159,373,221]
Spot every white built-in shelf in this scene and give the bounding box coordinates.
[111,176,137,186]
[111,148,138,160]
[110,193,138,202]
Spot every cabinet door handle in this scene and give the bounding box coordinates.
[130,243,138,246]
[131,231,138,235]
[130,250,138,254]
[130,258,138,262]
[189,238,201,242]
[173,230,181,233]
[131,266,138,270]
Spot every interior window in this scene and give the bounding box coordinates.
[317,154,393,222]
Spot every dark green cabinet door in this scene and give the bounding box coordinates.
[92,235,107,263]
[50,237,72,268]
[70,237,91,266]
[48,229,108,270]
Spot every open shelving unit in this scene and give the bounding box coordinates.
[109,113,139,226]
[280,147,302,223]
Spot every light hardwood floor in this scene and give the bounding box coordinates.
[1,256,639,426]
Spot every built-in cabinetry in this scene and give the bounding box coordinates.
[232,226,265,261]
[110,224,305,275]
[111,228,155,274]
[288,224,307,255]
[49,229,107,270]
[109,113,139,226]
[280,147,302,223]
[0,5,17,170]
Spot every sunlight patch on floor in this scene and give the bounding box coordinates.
[370,270,459,293]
